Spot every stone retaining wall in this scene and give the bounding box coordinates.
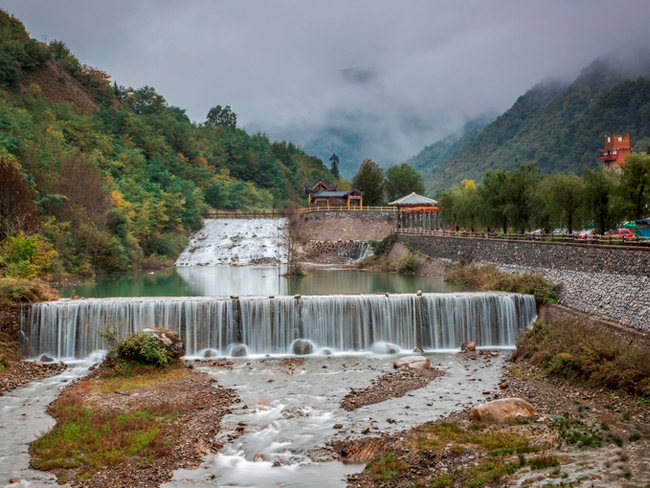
[397,234,650,276]
[398,234,650,331]
[298,212,396,241]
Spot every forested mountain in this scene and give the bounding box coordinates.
[405,116,494,194]
[413,52,650,194]
[0,11,334,276]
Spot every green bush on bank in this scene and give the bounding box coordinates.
[105,331,176,370]
[444,265,560,304]
[513,321,650,397]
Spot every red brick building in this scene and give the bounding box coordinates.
[600,134,632,170]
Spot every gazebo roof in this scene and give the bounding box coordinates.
[312,188,364,198]
[388,192,437,206]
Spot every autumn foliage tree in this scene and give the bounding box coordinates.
[0,154,38,240]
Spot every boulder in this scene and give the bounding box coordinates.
[292,339,314,355]
[393,356,430,370]
[39,354,55,363]
[142,328,185,358]
[229,344,247,357]
[468,398,538,423]
[460,341,476,352]
[413,347,424,353]
[203,349,219,359]
[371,343,400,354]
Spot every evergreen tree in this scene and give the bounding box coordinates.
[351,158,385,205]
[329,153,340,179]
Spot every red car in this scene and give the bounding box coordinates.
[605,228,634,237]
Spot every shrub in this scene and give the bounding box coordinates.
[396,251,418,274]
[107,331,174,369]
[368,233,396,255]
[445,265,560,304]
[513,321,650,397]
[0,276,59,306]
[0,232,57,279]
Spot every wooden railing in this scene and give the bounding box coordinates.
[296,205,397,214]
[397,228,650,249]
[202,209,285,219]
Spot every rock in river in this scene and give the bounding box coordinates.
[229,344,247,357]
[142,327,184,358]
[468,398,537,423]
[292,339,314,355]
[371,342,400,354]
[393,356,430,370]
[460,341,476,352]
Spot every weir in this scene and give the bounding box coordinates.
[20,292,537,359]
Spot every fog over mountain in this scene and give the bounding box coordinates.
[5,0,650,176]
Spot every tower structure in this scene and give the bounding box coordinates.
[599,134,632,170]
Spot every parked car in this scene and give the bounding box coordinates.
[552,228,567,235]
[605,228,634,238]
[526,229,543,238]
[577,230,594,240]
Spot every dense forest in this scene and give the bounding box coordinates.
[0,10,336,278]
[410,53,650,194]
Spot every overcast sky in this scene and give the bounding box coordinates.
[3,0,650,164]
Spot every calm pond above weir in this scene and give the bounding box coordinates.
[58,266,460,298]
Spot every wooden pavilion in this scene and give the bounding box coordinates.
[389,192,440,230]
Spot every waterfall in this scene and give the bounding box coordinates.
[21,292,537,359]
[175,218,288,266]
[304,240,373,261]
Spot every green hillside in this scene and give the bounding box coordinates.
[0,10,334,277]
[415,55,650,193]
[405,116,494,195]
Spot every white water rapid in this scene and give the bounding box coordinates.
[20,292,537,360]
[175,218,288,266]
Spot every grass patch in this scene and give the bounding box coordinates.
[366,453,407,482]
[412,422,532,452]
[30,395,182,482]
[0,276,58,306]
[528,455,560,469]
[444,265,560,304]
[91,363,187,393]
[513,321,650,397]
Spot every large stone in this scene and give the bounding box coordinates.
[229,344,247,357]
[292,339,314,355]
[393,356,430,370]
[468,398,538,423]
[39,354,55,363]
[460,341,476,352]
[142,327,185,358]
[203,349,219,358]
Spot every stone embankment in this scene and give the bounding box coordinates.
[398,234,650,331]
[297,211,396,241]
[303,240,371,261]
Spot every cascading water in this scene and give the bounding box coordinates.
[21,292,537,360]
[175,218,288,266]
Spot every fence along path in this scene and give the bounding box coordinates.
[398,228,650,250]
[203,206,398,219]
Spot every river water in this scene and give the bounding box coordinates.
[164,352,506,488]
[57,266,459,299]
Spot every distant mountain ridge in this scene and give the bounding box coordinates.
[410,51,650,194]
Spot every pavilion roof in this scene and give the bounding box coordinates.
[388,192,437,206]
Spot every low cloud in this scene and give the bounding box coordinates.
[6,0,650,167]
